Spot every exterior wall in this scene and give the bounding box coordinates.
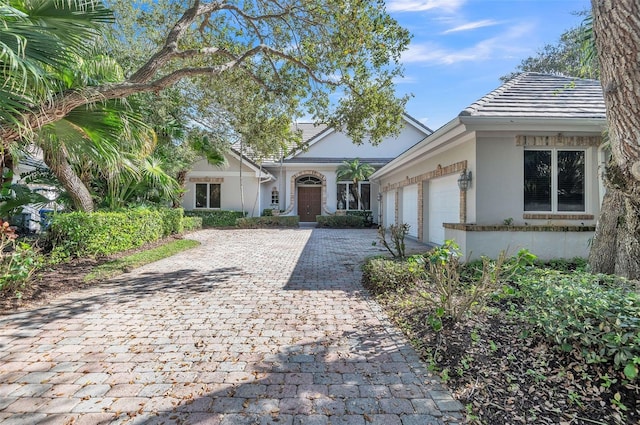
[183,157,266,217]
[445,226,594,261]
[263,164,382,222]
[294,123,428,159]
[376,137,476,240]
[475,131,601,226]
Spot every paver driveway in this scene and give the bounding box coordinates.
[0,228,463,425]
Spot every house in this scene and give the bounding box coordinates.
[181,115,432,222]
[370,73,607,260]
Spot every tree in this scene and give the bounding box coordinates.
[1,0,411,149]
[588,0,640,279]
[336,158,375,210]
[0,0,112,188]
[501,10,598,82]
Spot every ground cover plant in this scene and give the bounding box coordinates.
[362,243,640,424]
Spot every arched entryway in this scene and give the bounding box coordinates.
[297,176,322,222]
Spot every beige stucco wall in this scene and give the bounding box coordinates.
[183,156,266,216]
[446,227,593,261]
[475,131,601,226]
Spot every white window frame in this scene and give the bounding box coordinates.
[337,181,371,211]
[524,147,589,213]
[195,183,221,209]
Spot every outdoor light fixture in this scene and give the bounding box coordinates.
[458,169,472,191]
[376,192,383,202]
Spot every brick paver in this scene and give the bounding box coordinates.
[0,228,463,424]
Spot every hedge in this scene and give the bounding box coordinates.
[182,216,203,231]
[48,208,184,258]
[316,215,365,228]
[184,210,245,227]
[236,215,299,228]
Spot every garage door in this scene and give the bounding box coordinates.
[428,174,460,245]
[402,185,418,238]
[384,191,395,227]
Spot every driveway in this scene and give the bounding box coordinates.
[0,228,463,424]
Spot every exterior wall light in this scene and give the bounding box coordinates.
[458,169,472,191]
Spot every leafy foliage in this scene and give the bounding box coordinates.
[181,216,202,232]
[184,210,245,228]
[513,269,640,380]
[409,241,536,322]
[316,214,365,228]
[0,219,41,294]
[501,10,598,82]
[236,215,299,228]
[362,256,419,293]
[47,207,184,258]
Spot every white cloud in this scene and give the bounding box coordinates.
[402,22,535,65]
[386,0,466,13]
[443,19,501,34]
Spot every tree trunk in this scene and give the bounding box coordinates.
[589,0,640,279]
[0,149,14,188]
[42,144,94,213]
[172,169,188,208]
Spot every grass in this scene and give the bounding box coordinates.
[84,239,200,283]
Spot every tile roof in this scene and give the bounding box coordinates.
[460,73,606,119]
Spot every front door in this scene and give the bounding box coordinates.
[298,186,322,222]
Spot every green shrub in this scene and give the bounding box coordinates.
[182,216,203,231]
[48,209,171,258]
[236,215,299,228]
[346,210,373,226]
[184,210,245,227]
[362,256,419,293]
[1,220,42,294]
[409,241,536,322]
[262,209,273,216]
[514,269,640,379]
[158,208,184,236]
[316,215,365,228]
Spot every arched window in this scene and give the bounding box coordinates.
[296,176,322,185]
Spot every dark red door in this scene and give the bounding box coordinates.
[298,187,322,222]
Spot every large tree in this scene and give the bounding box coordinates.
[1,0,411,149]
[501,10,598,82]
[588,0,640,278]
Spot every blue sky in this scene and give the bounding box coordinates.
[387,0,591,130]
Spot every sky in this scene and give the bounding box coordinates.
[387,0,591,130]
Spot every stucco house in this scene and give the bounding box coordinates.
[370,73,607,260]
[182,114,432,222]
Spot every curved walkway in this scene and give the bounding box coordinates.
[0,228,463,425]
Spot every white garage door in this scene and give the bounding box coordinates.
[384,191,395,227]
[428,174,460,245]
[402,185,419,238]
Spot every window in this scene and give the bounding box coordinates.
[337,181,371,210]
[524,149,585,212]
[271,188,279,208]
[195,183,221,209]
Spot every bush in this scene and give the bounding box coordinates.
[158,208,184,236]
[184,210,245,227]
[236,215,299,228]
[362,256,419,293]
[409,241,536,322]
[377,223,410,258]
[47,208,183,258]
[346,210,373,226]
[182,216,203,231]
[514,269,640,379]
[0,220,41,294]
[316,215,365,228]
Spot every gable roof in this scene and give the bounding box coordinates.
[284,113,432,161]
[371,73,606,180]
[460,72,606,119]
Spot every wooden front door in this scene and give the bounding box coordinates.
[298,186,322,222]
